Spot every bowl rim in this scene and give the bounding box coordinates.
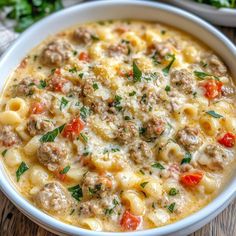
[0,0,235,235]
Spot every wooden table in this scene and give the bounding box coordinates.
[0,27,235,236]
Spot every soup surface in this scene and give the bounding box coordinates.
[0,20,236,232]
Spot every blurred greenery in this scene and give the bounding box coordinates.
[195,0,236,8]
[0,0,63,32]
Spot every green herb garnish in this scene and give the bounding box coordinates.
[129,91,136,96]
[1,149,7,157]
[80,106,90,120]
[162,54,175,76]
[181,152,192,165]
[165,85,171,92]
[40,124,65,142]
[104,199,119,215]
[194,71,219,80]
[169,188,179,196]
[68,184,83,202]
[88,183,102,195]
[79,133,88,143]
[92,83,99,90]
[140,181,149,188]
[206,110,223,118]
[60,165,70,175]
[167,202,176,213]
[151,162,165,170]
[16,162,29,182]
[38,80,47,89]
[0,0,63,32]
[133,61,142,82]
[60,97,69,111]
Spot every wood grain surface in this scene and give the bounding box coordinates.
[0,26,236,236]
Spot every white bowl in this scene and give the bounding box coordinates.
[0,1,235,235]
[163,0,236,27]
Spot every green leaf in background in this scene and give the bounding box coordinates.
[195,0,235,8]
[0,0,63,32]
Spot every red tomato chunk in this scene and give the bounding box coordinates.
[120,210,141,231]
[203,80,222,99]
[62,117,85,140]
[218,132,235,148]
[180,171,203,187]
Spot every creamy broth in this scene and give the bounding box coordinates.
[0,20,236,232]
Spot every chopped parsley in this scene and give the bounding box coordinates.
[88,183,102,195]
[68,184,83,202]
[124,116,131,120]
[1,149,7,157]
[80,106,90,120]
[165,85,171,92]
[129,91,136,96]
[73,50,78,56]
[113,95,123,112]
[40,124,65,142]
[162,54,176,76]
[151,162,165,170]
[60,97,69,111]
[79,73,84,78]
[79,133,88,143]
[104,199,119,216]
[133,61,142,82]
[91,34,100,41]
[70,209,75,215]
[139,127,147,135]
[181,152,192,165]
[169,188,179,196]
[60,165,70,175]
[161,30,166,35]
[92,83,99,90]
[16,162,29,182]
[38,80,47,89]
[194,70,219,80]
[139,169,145,175]
[68,67,77,73]
[140,181,149,188]
[206,110,223,118]
[167,202,176,213]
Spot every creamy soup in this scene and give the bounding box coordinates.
[0,20,235,232]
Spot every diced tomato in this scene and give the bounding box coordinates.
[202,80,223,99]
[180,171,203,187]
[79,52,90,62]
[30,102,44,114]
[54,170,67,182]
[120,210,141,231]
[50,76,68,93]
[218,132,235,148]
[54,68,61,76]
[62,117,85,140]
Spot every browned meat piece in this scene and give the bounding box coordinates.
[143,117,165,140]
[170,69,194,94]
[140,85,161,112]
[34,182,71,213]
[129,141,153,164]
[37,143,67,171]
[49,75,75,94]
[115,121,139,144]
[204,54,227,77]
[0,125,21,147]
[176,127,202,151]
[81,172,114,198]
[153,41,172,58]
[14,77,38,96]
[41,40,72,66]
[221,85,235,97]
[73,27,93,44]
[79,195,121,217]
[198,144,229,170]
[107,43,129,57]
[27,115,54,136]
